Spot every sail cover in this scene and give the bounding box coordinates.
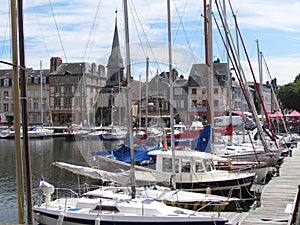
[53,161,130,185]
[53,160,170,186]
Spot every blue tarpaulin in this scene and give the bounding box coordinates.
[93,144,151,163]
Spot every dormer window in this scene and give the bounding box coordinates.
[4,79,9,87]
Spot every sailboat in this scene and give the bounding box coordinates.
[33,1,229,224]
[34,175,228,225]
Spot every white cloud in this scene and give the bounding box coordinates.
[0,0,299,85]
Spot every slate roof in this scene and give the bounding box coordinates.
[188,62,228,87]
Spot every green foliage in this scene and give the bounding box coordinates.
[294,73,300,82]
[278,76,300,112]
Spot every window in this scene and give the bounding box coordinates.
[32,114,37,123]
[27,90,31,98]
[214,88,219,94]
[202,100,207,107]
[27,102,31,110]
[34,77,39,84]
[56,77,60,83]
[34,102,38,110]
[65,86,71,94]
[42,90,47,98]
[176,100,184,109]
[66,76,70,83]
[27,77,32,84]
[4,91,9,98]
[191,88,197,95]
[55,86,60,94]
[42,77,47,84]
[54,98,60,107]
[65,97,72,107]
[174,87,182,95]
[4,103,8,112]
[4,79,9,87]
[195,160,205,173]
[192,100,197,108]
[203,159,215,172]
[34,89,39,98]
[214,99,219,107]
[181,159,191,173]
[162,158,179,173]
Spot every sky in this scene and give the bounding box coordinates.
[0,0,300,85]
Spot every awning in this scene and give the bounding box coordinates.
[286,110,300,118]
[269,111,284,118]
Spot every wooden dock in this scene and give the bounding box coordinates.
[223,145,300,225]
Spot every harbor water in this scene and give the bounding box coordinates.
[0,136,118,224]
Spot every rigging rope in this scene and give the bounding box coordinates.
[48,0,68,63]
[212,12,259,162]
[0,0,11,65]
[226,0,278,148]
[128,0,162,73]
[82,0,103,61]
[173,1,197,63]
[262,54,289,134]
[214,0,275,151]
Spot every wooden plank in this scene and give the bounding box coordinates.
[224,144,300,224]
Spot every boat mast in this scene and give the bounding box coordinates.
[18,0,33,223]
[167,0,176,188]
[11,0,25,223]
[40,60,44,126]
[123,0,136,198]
[222,0,233,145]
[204,0,214,144]
[256,40,264,118]
[145,57,149,132]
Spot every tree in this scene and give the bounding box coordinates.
[278,74,300,112]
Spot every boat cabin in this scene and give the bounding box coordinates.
[148,150,217,175]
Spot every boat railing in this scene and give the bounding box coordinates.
[54,188,79,200]
[33,187,77,206]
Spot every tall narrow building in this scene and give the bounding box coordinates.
[106,10,124,87]
[95,11,125,126]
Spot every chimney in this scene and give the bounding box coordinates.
[98,65,105,77]
[50,57,62,72]
[91,63,96,75]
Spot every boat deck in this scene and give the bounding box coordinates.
[223,144,300,224]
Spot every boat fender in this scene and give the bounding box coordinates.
[45,192,51,206]
[206,187,211,195]
[57,212,65,225]
[95,217,101,225]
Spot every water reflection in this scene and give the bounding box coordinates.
[0,137,111,224]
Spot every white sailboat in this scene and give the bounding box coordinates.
[34,177,228,225]
[33,1,229,224]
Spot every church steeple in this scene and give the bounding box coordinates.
[106,10,124,87]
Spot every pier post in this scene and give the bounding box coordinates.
[275,165,280,176]
[255,188,262,207]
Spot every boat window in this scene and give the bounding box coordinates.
[162,158,179,173]
[195,160,205,173]
[203,158,215,172]
[181,159,191,173]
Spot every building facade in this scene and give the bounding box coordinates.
[48,57,106,126]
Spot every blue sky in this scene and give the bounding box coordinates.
[0,0,300,85]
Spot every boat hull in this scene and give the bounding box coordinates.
[33,209,227,225]
[174,173,255,199]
